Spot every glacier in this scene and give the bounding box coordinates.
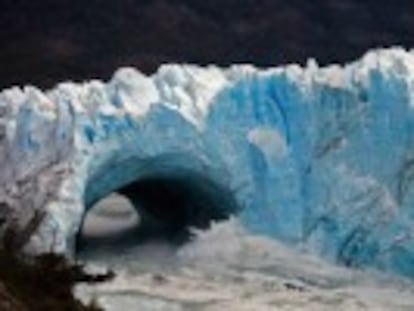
[2,48,414,278]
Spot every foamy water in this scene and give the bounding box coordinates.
[75,205,414,311]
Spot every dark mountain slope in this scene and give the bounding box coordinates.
[0,0,413,88]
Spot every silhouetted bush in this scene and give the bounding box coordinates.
[0,210,112,310]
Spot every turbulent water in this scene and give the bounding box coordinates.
[75,198,414,311]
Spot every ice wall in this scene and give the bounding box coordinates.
[1,48,414,278]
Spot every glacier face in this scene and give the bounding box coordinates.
[2,48,414,278]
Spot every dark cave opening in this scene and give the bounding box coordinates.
[77,172,240,255]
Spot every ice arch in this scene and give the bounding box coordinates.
[83,154,240,242]
[3,48,414,279]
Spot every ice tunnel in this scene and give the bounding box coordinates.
[3,48,414,279]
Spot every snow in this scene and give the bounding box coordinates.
[1,48,414,279]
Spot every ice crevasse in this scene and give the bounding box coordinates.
[1,48,414,278]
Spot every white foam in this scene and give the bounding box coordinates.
[76,219,414,311]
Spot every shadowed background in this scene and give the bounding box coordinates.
[0,0,413,89]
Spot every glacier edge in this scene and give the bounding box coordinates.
[1,48,414,278]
